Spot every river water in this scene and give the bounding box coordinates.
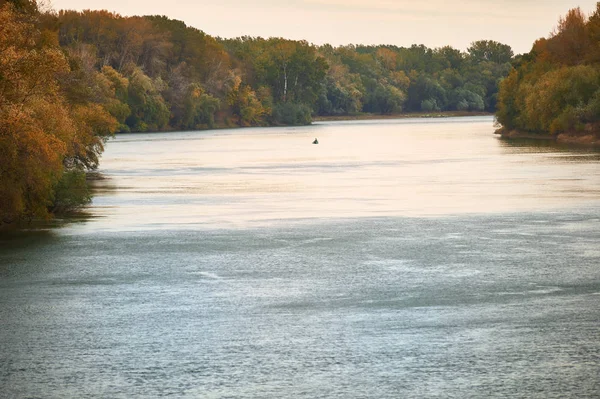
[1,117,599,398]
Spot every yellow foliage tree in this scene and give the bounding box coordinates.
[0,2,117,224]
[496,4,600,136]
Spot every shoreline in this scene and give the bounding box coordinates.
[113,112,493,135]
[495,128,600,148]
[313,111,493,122]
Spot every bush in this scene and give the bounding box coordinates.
[272,103,312,125]
[421,99,440,112]
[456,99,470,111]
[50,171,92,214]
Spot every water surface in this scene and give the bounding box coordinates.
[1,117,599,398]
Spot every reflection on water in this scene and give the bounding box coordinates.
[1,117,599,398]
[76,116,600,231]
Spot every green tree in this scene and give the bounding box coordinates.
[468,40,514,64]
[124,65,169,131]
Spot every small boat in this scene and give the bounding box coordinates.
[312,138,319,144]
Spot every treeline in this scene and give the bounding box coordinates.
[223,39,513,119]
[43,6,514,131]
[312,41,512,116]
[0,0,515,224]
[496,3,600,136]
[1,0,117,224]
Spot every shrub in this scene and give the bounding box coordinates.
[272,103,312,125]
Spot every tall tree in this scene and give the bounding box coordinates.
[468,40,514,64]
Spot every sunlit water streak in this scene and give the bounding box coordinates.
[1,117,599,398]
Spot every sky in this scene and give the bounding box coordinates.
[50,0,599,54]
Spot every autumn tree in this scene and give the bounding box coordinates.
[0,2,117,224]
[496,4,600,136]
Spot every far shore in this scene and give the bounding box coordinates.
[495,128,600,148]
[113,111,493,135]
[313,111,493,122]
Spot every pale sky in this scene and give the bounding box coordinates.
[50,0,599,54]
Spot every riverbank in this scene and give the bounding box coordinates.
[496,127,600,148]
[113,112,492,135]
[313,111,492,122]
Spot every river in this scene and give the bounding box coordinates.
[1,116,599,398]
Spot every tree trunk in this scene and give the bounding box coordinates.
[283,64,288,102]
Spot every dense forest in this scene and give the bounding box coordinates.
[496,3,600,141]
[43,3,512,132]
